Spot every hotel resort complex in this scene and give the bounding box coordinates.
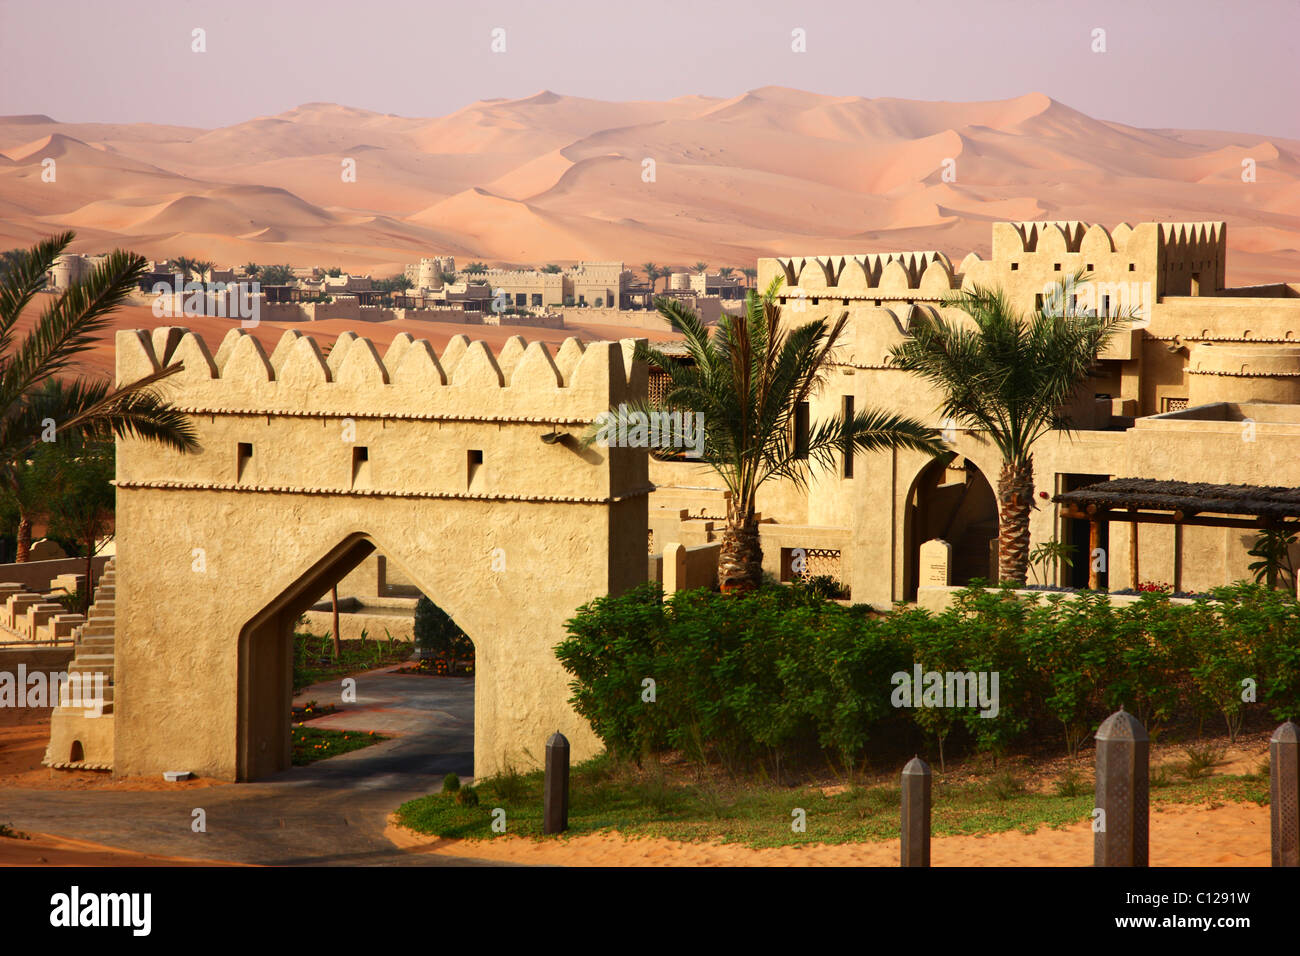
[14,218,1300,782]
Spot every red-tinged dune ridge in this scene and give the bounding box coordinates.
[0,87,1297,284]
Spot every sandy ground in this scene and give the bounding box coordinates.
[385,800,1271,867]
[0,721,227,791]
[0,830,240,867]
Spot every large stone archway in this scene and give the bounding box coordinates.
[109,326,648,781]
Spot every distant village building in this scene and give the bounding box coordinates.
[403,258,634,311]
[47,253,105,289]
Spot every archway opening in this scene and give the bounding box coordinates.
[237,533,475,782]
[904,455,999,601]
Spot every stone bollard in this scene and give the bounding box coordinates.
[1094,708,1149,867]
[543,731,570,835]
[901,755,931,867]
[1271,721,1300,867]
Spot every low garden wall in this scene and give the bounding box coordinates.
[917,584,1199,614]
[0,556,109,593]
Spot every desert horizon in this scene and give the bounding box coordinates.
[2,85,1298,285]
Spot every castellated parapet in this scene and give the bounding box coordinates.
[115,327,649,503]
[760,221,1229,301]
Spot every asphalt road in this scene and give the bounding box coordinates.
[0,668,502,866]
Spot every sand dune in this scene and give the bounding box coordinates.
[0,88,1297,282]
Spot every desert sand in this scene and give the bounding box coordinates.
[385,801,1271,867]
[1,88,1297,285]
[0,830,237,867]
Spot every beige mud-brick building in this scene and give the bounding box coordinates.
[648,221,1300,605]
[411,260,633,311]
[105,327,649,781]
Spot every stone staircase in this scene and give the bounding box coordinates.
[44,558,116,770]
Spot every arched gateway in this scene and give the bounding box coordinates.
[105,326,648,781]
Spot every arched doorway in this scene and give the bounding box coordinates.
[239,533,477,781]
[903,455,998,601]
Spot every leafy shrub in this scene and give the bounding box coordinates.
[455,786,479,807]
[557,581,1300,776]
[442,773,461,793]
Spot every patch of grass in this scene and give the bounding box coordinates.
[1054,767,1089,798]
[1151,763,1177,789]
[986,770,1027,800]
[0,822,31,840]
[1181,744,1227,780]
[292,632,412,692]
[393,755,1270,849]
[290,725,387,766]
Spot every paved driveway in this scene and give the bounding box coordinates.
[0,668,501,866]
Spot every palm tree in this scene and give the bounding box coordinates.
[742,267,757,289]
[0,232,200,562]
[642,262,660,293]
[888,275,1129,584]
[693,261,708,275]
[614,278,944,591]
[718,267,735,280]
[542,264,562,274]
[464,262,489,275]
[258,264,295,285]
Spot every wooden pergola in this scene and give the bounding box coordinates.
[1054,478,1300,590]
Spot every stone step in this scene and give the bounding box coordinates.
[79,637,115,650]
[79,623,114,637]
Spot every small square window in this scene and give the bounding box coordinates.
[1010,262,1019,271]
[1086,263,1094,271]
[351,446,370,487]
[1053,263,1062,271]
[1129,263,1136,272]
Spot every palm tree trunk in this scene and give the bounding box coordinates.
[996,459,1034,585]
[718,514,763,593]
[15,514,31,563]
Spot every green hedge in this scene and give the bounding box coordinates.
[555,582,1300,773]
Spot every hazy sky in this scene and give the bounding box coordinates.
[1,0,1297,137]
